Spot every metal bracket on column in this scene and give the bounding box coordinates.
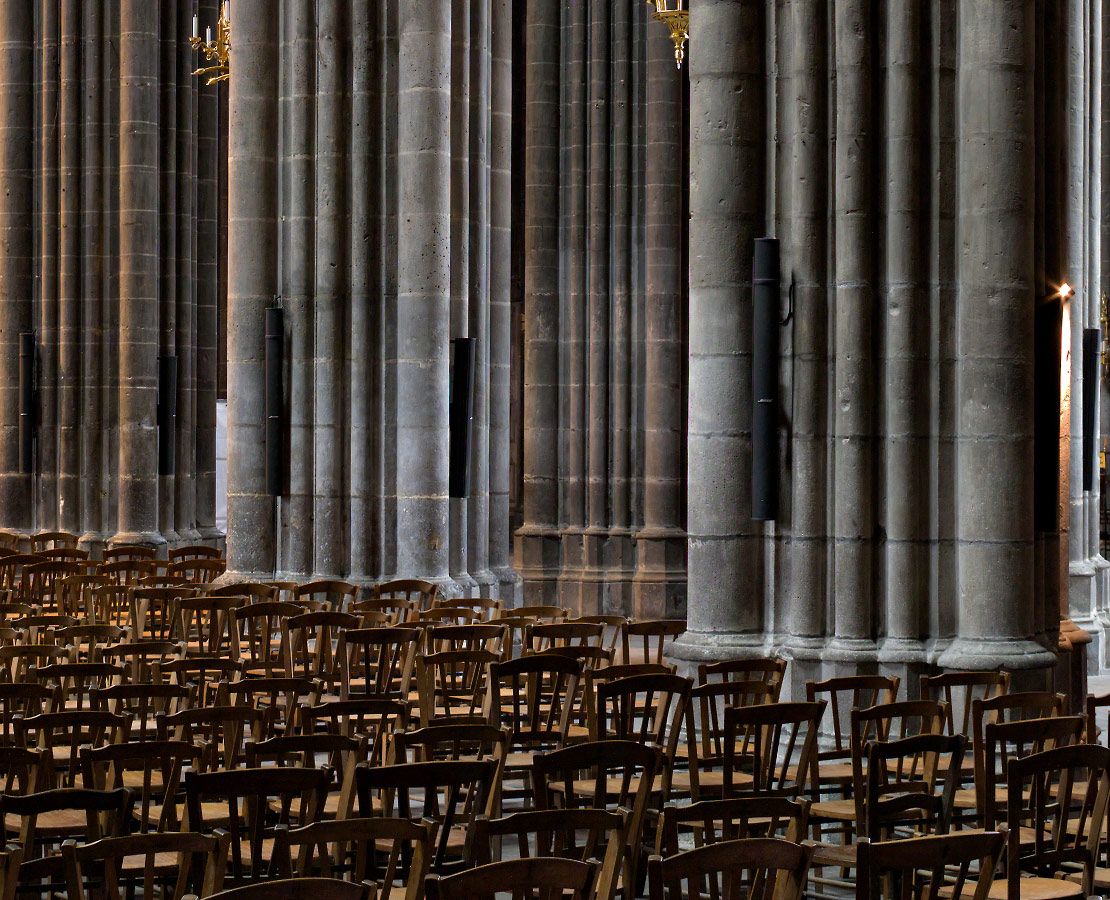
[265,305,285,497]
[751,238,780,521]
[18,332,36,475]
[157,355,178,477]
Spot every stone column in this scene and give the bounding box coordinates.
[279,0,315,577]
[634,22,687,618]
[781,0,829,662]
[515,0,561,604]
[57,0,81,536]
[314,0,348,577]
[468,0,497,596]
[880,0,929,672]
[489,0,521,600]
[116,0,163,547]
[938,0,1054,671]
[195,0,221,546]
[38,0,59,532]
[0,0,34,535]
[395,0,455,592]
[670,0,766,666]
[225,0,279,576]
[829,0,876,660]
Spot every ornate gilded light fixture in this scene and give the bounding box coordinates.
[647,0,689,68]
[190,1,230,85]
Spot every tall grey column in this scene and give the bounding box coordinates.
[880,0,928,665]
[395,0,455,592]
[671,0,766,665]
[634,22,687,618]
[781,0,829,656]
[515,0,561,604]
[467,0,497,596]
[38,0,58,532]
[314,0,348,577]
[489,0,520,600]
[829,0,876,658]
[225,0,279,576]
[116,0,163,547]
[195,0,221,546]
[0,0,34,535]
[938,0,1053,671]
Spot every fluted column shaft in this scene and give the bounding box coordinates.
[116,0,162,546]
[939,0,1053,670]
[225,0,279,574]
[395,0,453,587]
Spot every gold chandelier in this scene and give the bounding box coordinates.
[647,0,689,68]
[190,1,230,85]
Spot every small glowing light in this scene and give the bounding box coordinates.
[1060,283,1074,299]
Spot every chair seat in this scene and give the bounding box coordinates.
[939,877,1083,900]
[121,850,187,873]
[1067,868,1109,891]
[5,807,90,834]
[810,799,855,821]
[810,842,857,868]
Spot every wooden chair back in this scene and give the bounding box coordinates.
[168,545,224,562]
[21,561,83,611]
[571,615,627,654]
[352,597,414,625]
[35,661,124,713]
[659,796,809,855]
[647,837,814,900]
[160,705,268,771]
[490,653,583,757]
[18,709,130,786]
[426,857,600,900]
[919,670,1010,738]
[723,700,826,799]
[0,745,47,794]
[166,557,226,584]
[55,624,126,663]
[697,658,787,692]
[0,553,46,600]
[0,842,20,900]
[685,680,777,800]
[62,830,228,900]
[184,766,330,883]
[12,612,79,644]
[231,601,303,677]
[90,585,134,630]
[302,697,410,767]
[501,605,568,624]
[154,655,245,708]
[285,611,359,696]
[339,626,421,699]
[426,623,506,655]
[226,676,319,737]
[855,831,1005,900]
[185,878,372,900]
[57,574,109,619]
[102,640,183,683]
[176,595,245,657]
[0,684,53,745]
[526,621,606,654]
[621,619,685,666]
[294,579,359,613]
[270,817,434,900]
[435,597,504,621]
[417,607,483,628]
[247,733,363,819]
[416,649,498,726]
[103,546,157,563]
[356,758,499,873]
[131,586,197,642]
[94,682,192,741]
[373,579,439,611]
[0,642,69,682]
[862,732,965,840]
[30,532,79,552]
[98,558,156,586]
[1005,743,1110,898]
[805,674,900,770]
[207,581,278,603]
[1087,691,1110,744]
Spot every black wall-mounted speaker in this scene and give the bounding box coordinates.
[751,238,780,521]
[265,306,284,497]
[1084,327,1100,492]
[157,355,178,477]
[18,332,35,475]
[449,337,476,499]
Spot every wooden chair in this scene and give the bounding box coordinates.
[160,706,268,771]
[356,758,499,874]
[81,739,207,833]
[208,582,278,603]
[294,580,359,613]
[0,745,48,795]
[338,626,421,699]
[91,585,135,631]
[185,878,372,900]
[35,661,125,713]
[435,597,504,621]
[169,545,223,562]
[621,619,685,666]
[231,601,303,677]
[494,615,540,661]
[226,676,319,737]
[99,558,156,586]
[12,612,79,643]
[130,586,197,642]
[426,857,600,900]
[415,649,498,726]
[723,700,826,799]
[94,682,192,741]
[103,546,158,563]
[285,612,359,699]
[1087,691,1110,744]
[658,796,809,855]
[532,740,662,896]
[0,642,69,682]
[352,597,414,626]
[62,831,229,900]
[166,557,226,584]
[979,714,1085,832]
[425,623,506,655]
[1002,743,1110,900]
[647,837,814,900]
[154,656,244,708]
[185,767,332,884]
[416,608,483,628]
[270,817,434,900]
[18,709,130,787]
[177,596,245,657]
[55,624,127,663]
[0,554,46,601]
[526,621,606,654]
[57,574,110,620]
[2,787,133,891]
[805,674,900,788]
[373,579,439,612]
[920,670,1011,741]
[855,831,1005,900]
[572,615,627,655]
[0,532,20,552]
[0,602,35,624]
[21,561,83,612]
[102,640,184,683]
[499,606,568,624]
[302,697,410,768]
[696,657,788,692]
[30,532,79,552]
[0,684,53,744]
[677,679,778,800]
[246,732,364,821]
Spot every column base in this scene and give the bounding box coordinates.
[469,567,499,599]
[196,525,227,552]
[110,532,168,550]
[514,524,562,606]
[176,527,204,545]
[78,532,113,559]
[936,636,1056,671]
[877,639,930,699]
[666,629,771,680]
[492,564,523,607]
